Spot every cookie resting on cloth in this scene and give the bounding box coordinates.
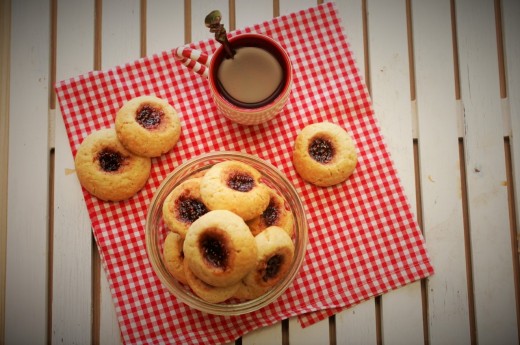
[115,95,181,158]
[293,122,357,187]
[74,128,151,201]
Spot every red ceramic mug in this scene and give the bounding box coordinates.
[176,33,293,125]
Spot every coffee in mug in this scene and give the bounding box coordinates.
[216,46,284,108]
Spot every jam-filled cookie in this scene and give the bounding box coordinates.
[115,95,181,157]
[183,210,257,287]
[183,260,240,303]
[247,187,294,237]
[200,161,270,221]
[234,226,295,300]
[162,178,209,237]
[293,122,357,187]
[74,128,151,201]
[163,232,187,285]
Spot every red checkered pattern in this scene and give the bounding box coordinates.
[55,3,433,344]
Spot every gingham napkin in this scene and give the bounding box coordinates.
[55,3,434,344]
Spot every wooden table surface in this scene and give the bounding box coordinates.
[1,0,519,344]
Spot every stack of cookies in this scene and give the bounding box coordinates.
[162,160,295,303]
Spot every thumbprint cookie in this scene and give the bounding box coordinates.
[163,232,188,285]
[234,226,295,300]
[162,178,209,238]
[74,128,151,201]
[247,187,294,237]
[183,210,257,287]
[293,122,357,187]
[200,161,270,221]
[115,95,181,157]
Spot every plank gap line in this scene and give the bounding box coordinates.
[494,0,507,99]
[413,138,429,345]
[229,0,236,31]
[47,0,58,343]
[362,0,370,94]
[0,0,10,338]
[47,148,55,345]
[504,136,520,344]
[92,237,101,345]
[140,0,147,58]
[184,0,191,44]
[329,314,336,345]
[450,0,461,100]
[94,0,102,70]
[50,0,57,110]
[458,137,477,344]
[406,0,416,102]
[282,318,289,345]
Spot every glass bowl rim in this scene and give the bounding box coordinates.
[145,150,308,315]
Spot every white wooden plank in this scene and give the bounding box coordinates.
[335,299,377,345]
[242,323,282,345]
[456,0,518,343]
[279,0,317,19]
[146,0,185,55]
[100,268,123,344]
[412,1,471,344]
[235,0,273,30]
[5,0,50,343]
[367,1,424,344]
[331,1,378,343]
[503,0,520,292]
[102,0,141,69]
[288,316,329,345]
[52,1,96,344]
[329,0,366,80]
[190,0,229,43]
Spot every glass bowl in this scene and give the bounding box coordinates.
[145,151,308,315]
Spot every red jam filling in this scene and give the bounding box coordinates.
[262,199,279,226]
[200,232,228,269]
[136,104,163,129]
[177,197,209,223]
[227,172,255,192]
[263,254,283,282]
[308,137,335,164]
[97,148,123,172]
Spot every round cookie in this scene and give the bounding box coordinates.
[183,260,240,303]
[293,122,357,187]
[247,187,294,237]
[162,178,209,238]
[200,161,270,221]
[115,95,181,157]
[183,210,257,287]
[74,128,151,201]
[163,232,187,285]
[234,226,295,300]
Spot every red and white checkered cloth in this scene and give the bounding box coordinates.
[55,3,434,344]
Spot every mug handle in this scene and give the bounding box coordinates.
[175,47,211,79]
